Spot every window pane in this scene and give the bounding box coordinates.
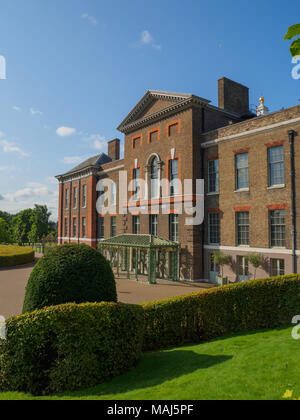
[73,187,77,208]
[208,160,219,193]
[208,213,220,244]
[150,215,158,236]
[98,217,104,239]
[238,256,249,276]
[133,216,140,234]
[269,146,284,186]
[73,218,77,237]
[236,212,249,245]
[170,159,179,196]
[270,210,286,247]
[170,214,179,242]
[271,259,285,276]
[65,190,69,208]
[133,168,140,200]
[151,157,159,198]
[111,216,116,237]
[82,185,87,208]
[236,154,249,190]
[82,218,86,238]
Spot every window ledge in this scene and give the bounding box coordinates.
[267,184,285,190]
[207,192,219,196]
[237,245,250,248]
[234,188,250,193]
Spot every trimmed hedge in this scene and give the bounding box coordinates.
[23,244,117,313]
[0,245,34,268]
[142,274,300,351]
[1,274,300,395]
[0,302,145,395]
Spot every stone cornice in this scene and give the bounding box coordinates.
[118,96,211,134]
[56,166,98,183]
[201,116,300,149]
[56,163,125,184]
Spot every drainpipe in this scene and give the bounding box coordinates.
[289,130,297,274]
[78,179,81,245]
[201,107,206,280]
[69,181,72,243]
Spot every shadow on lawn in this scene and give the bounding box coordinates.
[59,349,233,399]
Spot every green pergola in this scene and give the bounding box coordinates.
[98,234,180,284]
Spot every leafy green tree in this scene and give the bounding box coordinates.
[0,217,10,243]
[30,205,52,242]
[0,211,13,224]
[213,251,231,279]
[284,24,300,57]
[12,209,35,244]
[246,253,264,280]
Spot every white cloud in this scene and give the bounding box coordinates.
[45,176,58,185]
[1,140,29,157]
[140,30,161,51]
[83,134,107,151]
[61,156,85,165]
[0,165,16,172]
[81,13,98,26]
[0,132,5,138]
[0,195,4,201]
[12,106,21,111]
[0,182,59,220]
[56,126,77,137]
[30,108,43,116]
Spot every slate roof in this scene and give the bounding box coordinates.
[59,153,112,177]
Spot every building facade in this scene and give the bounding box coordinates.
[56,77,300,283]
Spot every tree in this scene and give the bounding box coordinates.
[30,205,52,242]
[284,24,300,57]
[0,217,10,243]
[0,211,13,224]
[12,209,34,244]
[246,253,264,280]
[33,204,51,241]
[213,251,231,279]
[12,205,52,244]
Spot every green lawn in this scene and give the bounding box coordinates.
[0,326,298,400]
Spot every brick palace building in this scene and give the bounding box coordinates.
[56,77,300,283]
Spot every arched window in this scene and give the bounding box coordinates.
[150,156,159,199]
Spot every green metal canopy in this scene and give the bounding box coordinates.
[98,234,180,284]
[98,234,179,249]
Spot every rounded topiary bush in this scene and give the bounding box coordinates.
[23,244,117,314]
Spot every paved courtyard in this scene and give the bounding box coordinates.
[0,258,212,319]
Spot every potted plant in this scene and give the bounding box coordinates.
[245,253,264,280]
[213,251,231,286]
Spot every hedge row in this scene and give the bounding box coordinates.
[0,302,145,395]
[1,274,300,395]
[141,274,300,351]
[0,246,35,268]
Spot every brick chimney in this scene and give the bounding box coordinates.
[108,138,120,161]
[218,77,249,115]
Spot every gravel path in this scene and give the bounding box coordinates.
[0,258,212,319]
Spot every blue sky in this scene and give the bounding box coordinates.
[0,0,298,220]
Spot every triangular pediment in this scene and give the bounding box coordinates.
[117,90,196,133]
